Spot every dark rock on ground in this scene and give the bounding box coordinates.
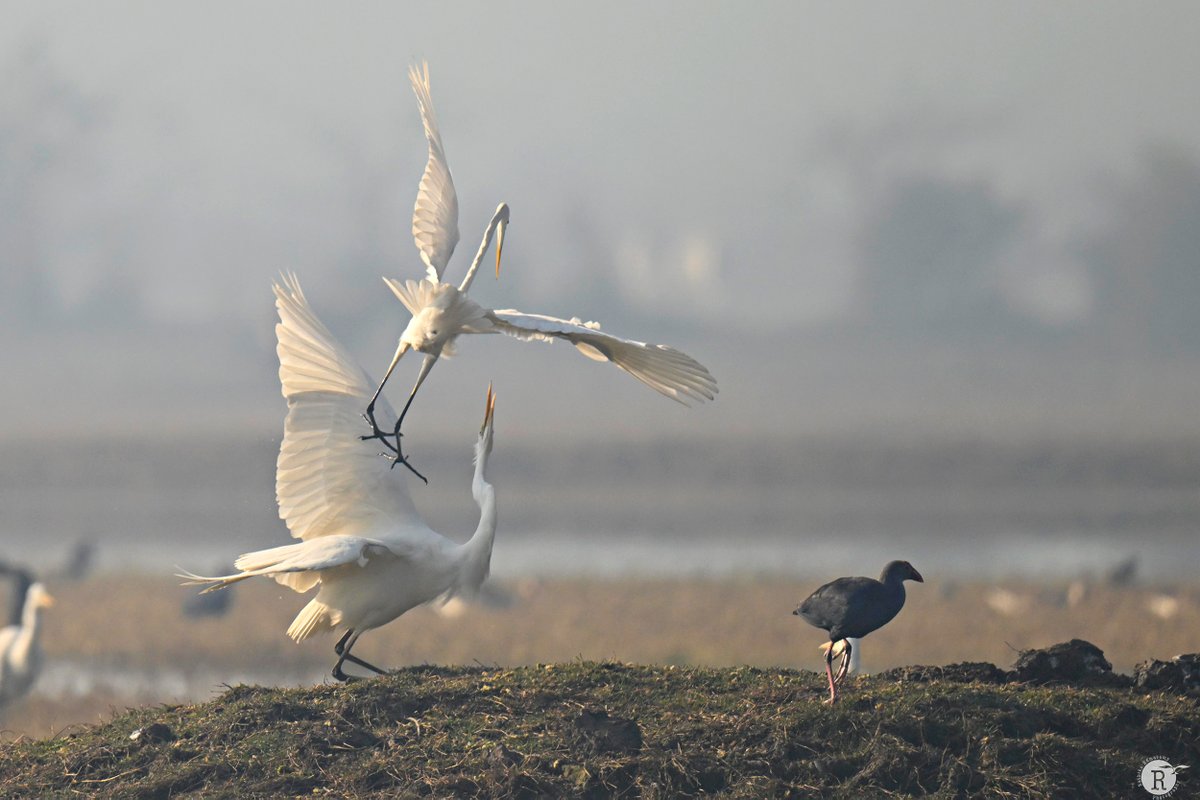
[1134,653,1200,694]
[572,710,643,755]
[1012,639,1129,686]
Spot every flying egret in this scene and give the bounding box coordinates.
[181,275,500,681]
[0,582,54,712]
[363,62,718,477]
[794,561,923,704]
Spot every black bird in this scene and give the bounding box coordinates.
[0,563,33,628]
[794,560,924,704]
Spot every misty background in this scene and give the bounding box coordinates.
[2,3,1200,578]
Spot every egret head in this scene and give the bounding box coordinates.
[28,583,54,610]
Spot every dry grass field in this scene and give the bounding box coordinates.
[2,572,1197,741]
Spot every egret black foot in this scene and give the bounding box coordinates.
[388,452,428,484]
[360,414,428,483]
[332,666,360,682]
[360,409,400,445]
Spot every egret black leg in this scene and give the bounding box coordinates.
[344,653,387,675]
[823,641,839,704]
[386,388,420,465]
[362,398,391,444]
[332,630,388,682]
[360,342,405,447]
[361,373,430,484]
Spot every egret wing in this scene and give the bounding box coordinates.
[487,310,718,406]
[409,61,460,282]
[273,274,421,541]
[177,535,427,593]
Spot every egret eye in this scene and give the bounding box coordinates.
[430,329,439,337]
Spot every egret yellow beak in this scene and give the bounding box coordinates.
[494,218,506,279]
[481,383,496,433]
[41,593,56,609]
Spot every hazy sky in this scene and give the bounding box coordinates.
[4,2,1200,439]
[7,2,1200,324]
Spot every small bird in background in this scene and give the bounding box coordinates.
[50,539,96,583]
[181,276,503,682]
[0,562,33,628]
[363,62,718,480]
[182,563,237,618]
[0,581,55,713]
[794,561,924,704]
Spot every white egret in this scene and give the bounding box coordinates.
[363,63,718,477]
[181,274,500,681]
[0,582,54,712]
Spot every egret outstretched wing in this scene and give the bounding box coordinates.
[487,310,719,406]
[273,274,420,542]
[409,61,460,282]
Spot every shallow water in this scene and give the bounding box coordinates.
[35,660,325,704]
[1,433,1197,581]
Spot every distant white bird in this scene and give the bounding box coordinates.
[363,63,718,477]
[0,582,54,712]
[181,275,500,681]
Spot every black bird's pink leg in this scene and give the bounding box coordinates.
[833,640,852,687]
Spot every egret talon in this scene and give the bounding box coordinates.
[389,454,429,485]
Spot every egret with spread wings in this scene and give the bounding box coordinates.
[363,63,718,478]
[181,275,500,682]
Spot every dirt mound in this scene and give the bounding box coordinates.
[878,661,1010,684]
[0,661,1195,798]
